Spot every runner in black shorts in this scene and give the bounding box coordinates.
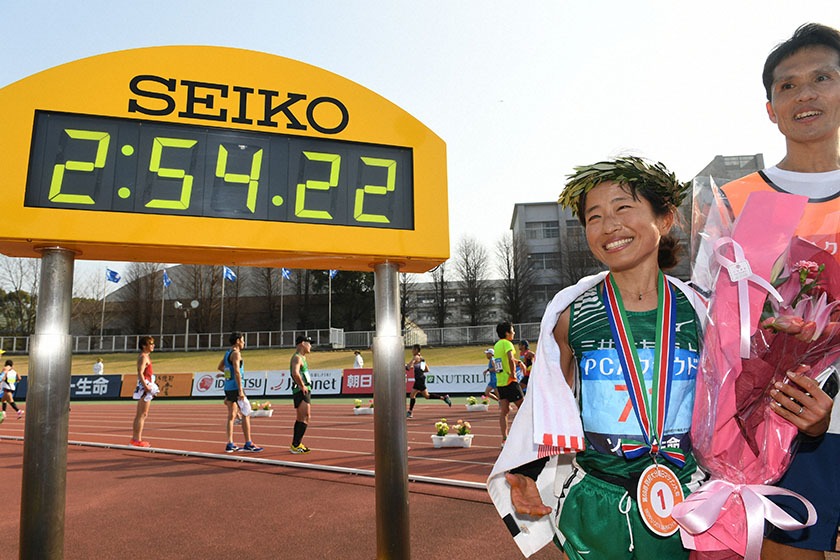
[518,339,535,391]
[289,335,314,454]
[406,344,451,418]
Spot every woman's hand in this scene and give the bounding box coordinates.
[770,368,833,437]
[505,473,552,518]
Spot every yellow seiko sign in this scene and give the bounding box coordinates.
[0,46,448,272]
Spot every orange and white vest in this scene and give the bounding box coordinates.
[722,171,840,266]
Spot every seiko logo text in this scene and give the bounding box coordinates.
[128,75,349,134]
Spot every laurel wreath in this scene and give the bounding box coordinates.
[558,156,690,218]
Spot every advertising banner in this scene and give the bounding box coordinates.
[265,370,343,396]
[341,365,489,395]
[191,371,266,397]
[69,375,123,399]
[412,365,487,394]
[341,368,374,395]
[121,373,194,398]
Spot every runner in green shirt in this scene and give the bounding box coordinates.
[494,321,524,447]
[290,335,313,454]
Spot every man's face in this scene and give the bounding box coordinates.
[507,327,515,341]
[767,45,840,146]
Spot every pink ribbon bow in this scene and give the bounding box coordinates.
[712,237,783,359]
[672,479,816,560]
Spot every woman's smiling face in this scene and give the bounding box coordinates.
[582,181,672,273]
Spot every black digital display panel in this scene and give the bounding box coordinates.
[24,111,414,230]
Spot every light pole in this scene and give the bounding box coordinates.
[174,300,199,351]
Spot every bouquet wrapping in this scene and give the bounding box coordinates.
[673,186,840,559]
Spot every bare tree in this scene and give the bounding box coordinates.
[292,269,314,329]
[0,256,39,334]
[453,236,491,325]
[430,263,449,328]
[399,272,417,330]
[313,271,374,330]
[559,226,603,288]
[250,267,281,329]
[71,269,105,335]
[122,262,162,334]
[496,232,536,323]
[180,265,221,332]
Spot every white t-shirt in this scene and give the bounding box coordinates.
[353,354,364,368]
[763,166,840,434]
[93,362,104,375]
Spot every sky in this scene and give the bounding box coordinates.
[2,1,840,294]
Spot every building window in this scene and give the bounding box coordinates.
[525,221,560,239]
[528,252,561,270]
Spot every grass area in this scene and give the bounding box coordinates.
[7,344,495,376]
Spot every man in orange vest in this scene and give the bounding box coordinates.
[722,23,840,559]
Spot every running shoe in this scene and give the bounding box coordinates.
[243,442,263,453]
[17,410,23,419]
[129,439,151,448]
[444,395,452,407]
[225,442,240,453]
[289,444,311,454]
[233,417,242,425]
[406,411,413,418]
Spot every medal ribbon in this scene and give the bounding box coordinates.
[602,272,685,469]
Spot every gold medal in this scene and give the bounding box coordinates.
[636,463,684,536]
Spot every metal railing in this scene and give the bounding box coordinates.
[0,323,540,354]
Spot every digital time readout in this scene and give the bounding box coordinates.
[24,111,414,229]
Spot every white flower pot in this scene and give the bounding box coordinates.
[465,404,489,412]
[252,409,273,417]
[431,434,473,448]
[354,407,374,415]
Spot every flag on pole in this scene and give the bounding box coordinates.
[281,268,292,280]
[105,268,121,283]
[163,269,172,287]
[329,269,338,279]
[223,265,237,282]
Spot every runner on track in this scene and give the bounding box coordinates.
[1,359,23,420]
[218,332,263,453]
[406,344,451,418]
[481,348,500,402]
[130,336,157,447]
[290,335,314,454]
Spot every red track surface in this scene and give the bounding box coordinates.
[0,401,557,559]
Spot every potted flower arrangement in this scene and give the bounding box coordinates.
[464,395,489,412]
[250,401,273,417]
[354,398,374,415]
[430,418,474,448]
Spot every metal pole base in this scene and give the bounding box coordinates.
[373,262,410,559]
[20,247,75,559]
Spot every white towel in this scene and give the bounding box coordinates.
[238,396,253,416]
[487,272,707,557]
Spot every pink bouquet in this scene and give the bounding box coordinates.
[673,188,840,559]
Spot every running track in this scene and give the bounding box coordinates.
[0,401,559,559]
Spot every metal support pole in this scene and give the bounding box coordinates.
[372,261,409,559]
[20,247,75,559]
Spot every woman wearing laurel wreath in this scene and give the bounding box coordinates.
[487,157,708,559]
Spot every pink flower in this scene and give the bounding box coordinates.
[793,260,820,276]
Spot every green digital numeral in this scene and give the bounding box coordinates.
[296,151,340,219]
[49,129,110,205]
[354,157,396,223]
[145,137,197,209]
[215,145,263,213]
